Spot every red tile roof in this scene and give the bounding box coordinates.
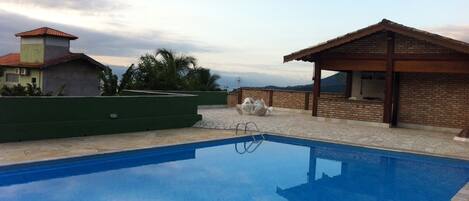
[0,53,105,70]
[0,53,20,66]
[15,27,78,40]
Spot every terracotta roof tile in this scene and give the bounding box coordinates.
[0,53,20,66]
[15,27,78,40]
[0,53,105,70]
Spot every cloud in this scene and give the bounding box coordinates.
[428,25,469,43]
[0,11,218,58]
[2,0,126,12]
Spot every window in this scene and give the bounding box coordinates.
[31,77,37,84]
[5,73,19,83]
[20,68,30,76]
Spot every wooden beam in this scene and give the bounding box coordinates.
[345,71,353,97]
[395,60,469,74]
[321,59,386,71]
[383,32,395,124]
[312,62,322,116]
[268,90,273,106]
[316,53,469,61]
[237,88,243,104]
[304,92,310,110]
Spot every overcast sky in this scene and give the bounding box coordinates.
[1,0,469,88]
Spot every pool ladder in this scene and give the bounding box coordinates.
[234,122,265,154]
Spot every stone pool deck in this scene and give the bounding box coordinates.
[194,108,469,161]
[0,107,468,166]
[0,128,237,166]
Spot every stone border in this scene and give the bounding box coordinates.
[399,123,462,134]
[452,182,469,201]
[312,116,391,128]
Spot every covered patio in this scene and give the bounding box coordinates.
[284,19,469,129]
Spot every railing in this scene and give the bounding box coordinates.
[234,122,265,154]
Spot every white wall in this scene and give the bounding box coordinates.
[350,72,385,100]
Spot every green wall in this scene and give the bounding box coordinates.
[0,95,202,142]
[122,90,227,106]
[20,44,44,64]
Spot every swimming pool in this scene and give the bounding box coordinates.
[0,135,468,201]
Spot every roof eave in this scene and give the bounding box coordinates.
[283,19,469,63]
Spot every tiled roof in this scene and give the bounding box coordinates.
[0,53,20,66]
[15,27,78,40]
[0,53,105,70]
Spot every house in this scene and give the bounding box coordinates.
[284,19,469,131]
[0,27,105,96]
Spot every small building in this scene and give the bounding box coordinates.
[0,27,105,96]
[284,19,469,131]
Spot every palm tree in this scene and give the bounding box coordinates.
[155,49,197,90]
[186,67,221,91]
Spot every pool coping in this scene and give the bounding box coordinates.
[452,182,469,201]
[3,131,468,168]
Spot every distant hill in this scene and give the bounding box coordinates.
[264,72,346,93]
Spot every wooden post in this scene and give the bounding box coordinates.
[312,61,322,116]
[268,90,273,106]
[237,88,243,104]
[383,32,395,124]
[304,92,310,110]
[391,73,400,126]
[345,71,353,98]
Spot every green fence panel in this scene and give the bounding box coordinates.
[0,95,202,142]
[122,90,228,106]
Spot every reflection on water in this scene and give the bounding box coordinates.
[0,136,468,201]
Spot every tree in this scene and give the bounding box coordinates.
[99,66,118,96]
[118,64,135,93]
[186,67,221,91]
[100,49,221,94]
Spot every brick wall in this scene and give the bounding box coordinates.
[322,32,458,55]
[399,73,469,129]
[318,98,384,122]
[231,88,383,122]
[325,32,387,54]
[272,91,308,110]
[241,89,271,104]
[227,91,239,107]
[395,34,458,54]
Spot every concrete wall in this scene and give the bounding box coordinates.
[42,60,100,96]
[44,36,70,61]
[399,73,469,129]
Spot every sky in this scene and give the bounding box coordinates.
[1,0,469,89]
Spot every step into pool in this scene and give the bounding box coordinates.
[0,135,468,201]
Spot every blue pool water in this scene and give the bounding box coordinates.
[0,135,468,201]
